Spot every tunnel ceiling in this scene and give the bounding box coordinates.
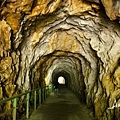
[1,0,120,119]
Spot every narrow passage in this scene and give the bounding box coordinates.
[25,85,95,120]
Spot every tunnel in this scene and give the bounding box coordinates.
[1,0,120,120]
[52,70,69,86]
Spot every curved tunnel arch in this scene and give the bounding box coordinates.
[12,4,120,120]
[1,1,120,119]
[30,50,88,103]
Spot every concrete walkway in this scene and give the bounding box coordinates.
[24,85,95,120]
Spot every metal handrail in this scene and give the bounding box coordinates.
[0,84,53,120]
[0,88,39,104]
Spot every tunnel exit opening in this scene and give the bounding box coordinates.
[52,70,70,89]
[58,76,65,84]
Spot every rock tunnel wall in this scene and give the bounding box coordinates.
[1,0,120,119]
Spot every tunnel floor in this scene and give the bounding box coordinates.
[23,85,95,120]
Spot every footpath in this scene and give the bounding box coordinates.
[23,85,95,120]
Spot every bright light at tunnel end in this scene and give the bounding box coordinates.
[58,76,65,84]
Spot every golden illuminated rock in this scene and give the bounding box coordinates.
[66,0,92,15]
[0,20,11,57]
[6,13,21,33]
[101,0,120,20]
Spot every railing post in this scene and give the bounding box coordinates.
[41,88,43,102]
[48,85,51,94]
[34,90,36,110]
[43,87,45,101]
[13,98,17,120]
[39,88,41,104]
[46,87,47,98]
[44,87,46,100]
[26,93,30,118]
[47,86,49,96]
[49,84,53,93]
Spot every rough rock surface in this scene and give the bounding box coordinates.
[0,0,120,120]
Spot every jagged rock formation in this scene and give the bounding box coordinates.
[1,0,120,119]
